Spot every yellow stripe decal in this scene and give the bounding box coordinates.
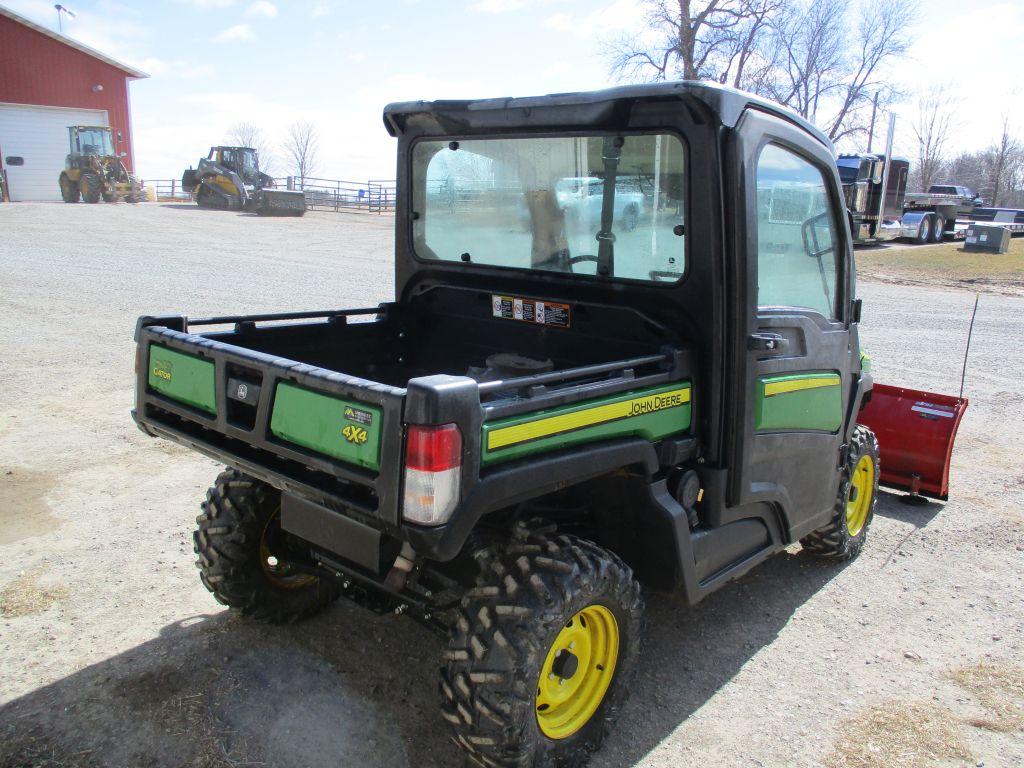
[487,387,691,451]
[763,374,840,397]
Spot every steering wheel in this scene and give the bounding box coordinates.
[567,254,599,272]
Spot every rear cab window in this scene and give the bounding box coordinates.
[411,133,687,283]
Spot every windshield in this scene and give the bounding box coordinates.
[836,158,862,185]
[222,149,258,174]
[411,133,686,283]
[75,128,114,156]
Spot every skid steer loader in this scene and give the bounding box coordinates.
[181,146,305,216]
[58,126,143,204]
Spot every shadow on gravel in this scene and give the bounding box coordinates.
[873,489,943,529]
[0,551,850,768]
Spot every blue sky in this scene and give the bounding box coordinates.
[4,0,1022,181]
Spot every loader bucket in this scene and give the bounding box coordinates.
[857,383,968,500]
[256,189,306,216]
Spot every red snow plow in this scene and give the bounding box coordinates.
[859,384,968,500]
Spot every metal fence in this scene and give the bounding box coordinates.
[275,177,396,214]
[141,177,397,213]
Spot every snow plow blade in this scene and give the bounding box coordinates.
[858,384,968,500]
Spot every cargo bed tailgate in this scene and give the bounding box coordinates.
[133,310,407,525]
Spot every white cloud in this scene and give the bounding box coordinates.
[212,24,255,42]
[179,0,237,8]
[135,57,168,75]
[543,0,644,38]
[311,0,333,18]
[244,1,278,18]
[470,0,528,11]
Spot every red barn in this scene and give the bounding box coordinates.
[0,6,147,201]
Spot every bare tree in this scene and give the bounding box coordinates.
[767,0,848,125]
[820,0,917,141]
[283,121,319,186]
[910,87,956,192]
[606,0,918,143]
[988,116,1022,207]
[606,1,767,82]
[228,121,275,175]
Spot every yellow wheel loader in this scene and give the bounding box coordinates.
[181,146,305,216]
[58,126,143,204]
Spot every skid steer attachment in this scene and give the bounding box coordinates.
[256,188,306,216]
[858,384,968,500]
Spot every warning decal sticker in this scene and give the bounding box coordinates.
[491,295,571,328]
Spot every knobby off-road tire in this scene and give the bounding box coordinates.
[80,173,102,204]
[59,175,80,203]
[800,425,880,560]
[441,521,643,767]
[193,469,340,623]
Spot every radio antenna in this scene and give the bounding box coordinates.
[959,293,979,400]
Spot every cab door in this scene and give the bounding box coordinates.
[730,110,855,540]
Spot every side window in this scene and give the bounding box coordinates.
[755,144,840,319]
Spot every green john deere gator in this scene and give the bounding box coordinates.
[133,81,966,767]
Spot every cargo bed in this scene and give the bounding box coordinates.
[134,293,693,536]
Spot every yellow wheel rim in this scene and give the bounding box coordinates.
[535,604,619,740]
[846,454,874,537]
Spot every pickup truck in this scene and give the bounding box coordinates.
[133,81,965,767]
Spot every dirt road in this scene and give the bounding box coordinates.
[1,204,1021,767]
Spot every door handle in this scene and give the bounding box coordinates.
[748,333,789,352]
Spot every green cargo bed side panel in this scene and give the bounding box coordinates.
[755,372,842,432]
[270,382,382,471]
[481,382,691,466]
[148,345,217,414]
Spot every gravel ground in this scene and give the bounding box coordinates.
[1,203,1021,768]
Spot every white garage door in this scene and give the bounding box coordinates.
[0,103,108,201]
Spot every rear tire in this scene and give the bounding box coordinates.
[193,469,340,623]
[915,215,932,245]
[80,173,102,204]
[931,215,945,243]
[441,520,643,767]
[800,425,880,560]
[59,174,80,203]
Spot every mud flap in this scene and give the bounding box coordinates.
[857,383,968,500]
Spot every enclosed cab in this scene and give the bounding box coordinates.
[132,82,966,768]
[837,152,909,243]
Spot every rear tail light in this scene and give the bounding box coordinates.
[402,423,462,526]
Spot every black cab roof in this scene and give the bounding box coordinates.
[383,80,833,153]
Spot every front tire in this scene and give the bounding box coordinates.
[193,469,340,623]
[80,173,102,204]
[59,174,80,203]
[800,425,880,560]
[441,521,643,767]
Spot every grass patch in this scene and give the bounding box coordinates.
[825,700,972,768]
[950,659,1024,732]
[0,571,70,617]
[856,237,1024,293]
